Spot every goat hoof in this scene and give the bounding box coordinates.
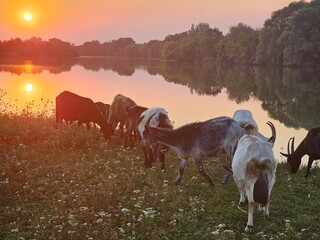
[173,179,181,185]
[239,198,248,206]
[245,225,253,233]
[222,179,229,185]
[208,182,215,187]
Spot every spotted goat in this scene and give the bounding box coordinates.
[140,116,256,186]
[232,123,277,233]
[136,107,173,170]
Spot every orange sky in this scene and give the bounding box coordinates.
[1,0,298,45]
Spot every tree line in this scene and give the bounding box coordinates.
[0,37,78,57]
[1,0,319,66]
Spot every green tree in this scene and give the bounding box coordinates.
[161,41,180,60]
[216,23,258,64]
[254,0,320,66]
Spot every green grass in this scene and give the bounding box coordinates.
[0,105,319,239]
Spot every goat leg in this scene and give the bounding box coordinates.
[173,159,187,185]
[195,159,214,186]
[222,170,232,184]
[305,157,314,178]
[245,181,255,233]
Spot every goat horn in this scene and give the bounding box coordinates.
[291,137,295,154]
[266,121,276,144]
[287,137,293,155]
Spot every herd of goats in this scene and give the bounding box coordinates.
[55,90,320,233]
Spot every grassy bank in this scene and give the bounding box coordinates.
[0,107,319,240]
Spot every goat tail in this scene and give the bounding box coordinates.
[246,159,272,206]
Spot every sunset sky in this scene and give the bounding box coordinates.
[1,0,297,45]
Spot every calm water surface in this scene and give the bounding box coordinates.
[2,57,320,164]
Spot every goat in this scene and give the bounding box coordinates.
[108,94,146,147]
[136,107,173,170]
[232,123,277,233]
[280,127,320,177]
[56,91,114,140]
[232,109,276,147]
[108,94,136,132]
[141,116,254,186]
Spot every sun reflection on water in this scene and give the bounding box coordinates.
[24,62,33,73]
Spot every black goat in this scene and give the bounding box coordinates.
[280,127,320,177]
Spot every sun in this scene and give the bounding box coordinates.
[25,83,33,92]
[23,12,32,21]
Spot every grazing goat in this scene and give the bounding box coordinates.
[280,127,320,177]
[136,107,173,170]
[232,123,277,233]
[108,94,147,147]
[95,102,110,122]
[56,91,113,140]
[233,109,276,147]
[141,116,252,186]
[108,94,136,132]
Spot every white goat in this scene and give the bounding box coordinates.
[232,130,277,233]
[137,107,173,170]
[232,109,276,147]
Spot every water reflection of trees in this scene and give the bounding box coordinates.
[0,58,76,75]
[75,57,137,76]
[224,66,320,130]
[1,57,319,130]
[149,63,320,130]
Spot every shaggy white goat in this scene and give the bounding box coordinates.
[232,132,277,233]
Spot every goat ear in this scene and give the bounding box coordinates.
[280,152,289,158]
[244,123,255,134]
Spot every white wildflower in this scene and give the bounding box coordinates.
[142,208,157,218]
[218,223,225,228]
[96,218,103,223]
[97,211,108,217]
[212,229,220,235]
[122,208,129,213]
[79,206,89,211]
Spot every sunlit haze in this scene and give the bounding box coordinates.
[1,0,296,44]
